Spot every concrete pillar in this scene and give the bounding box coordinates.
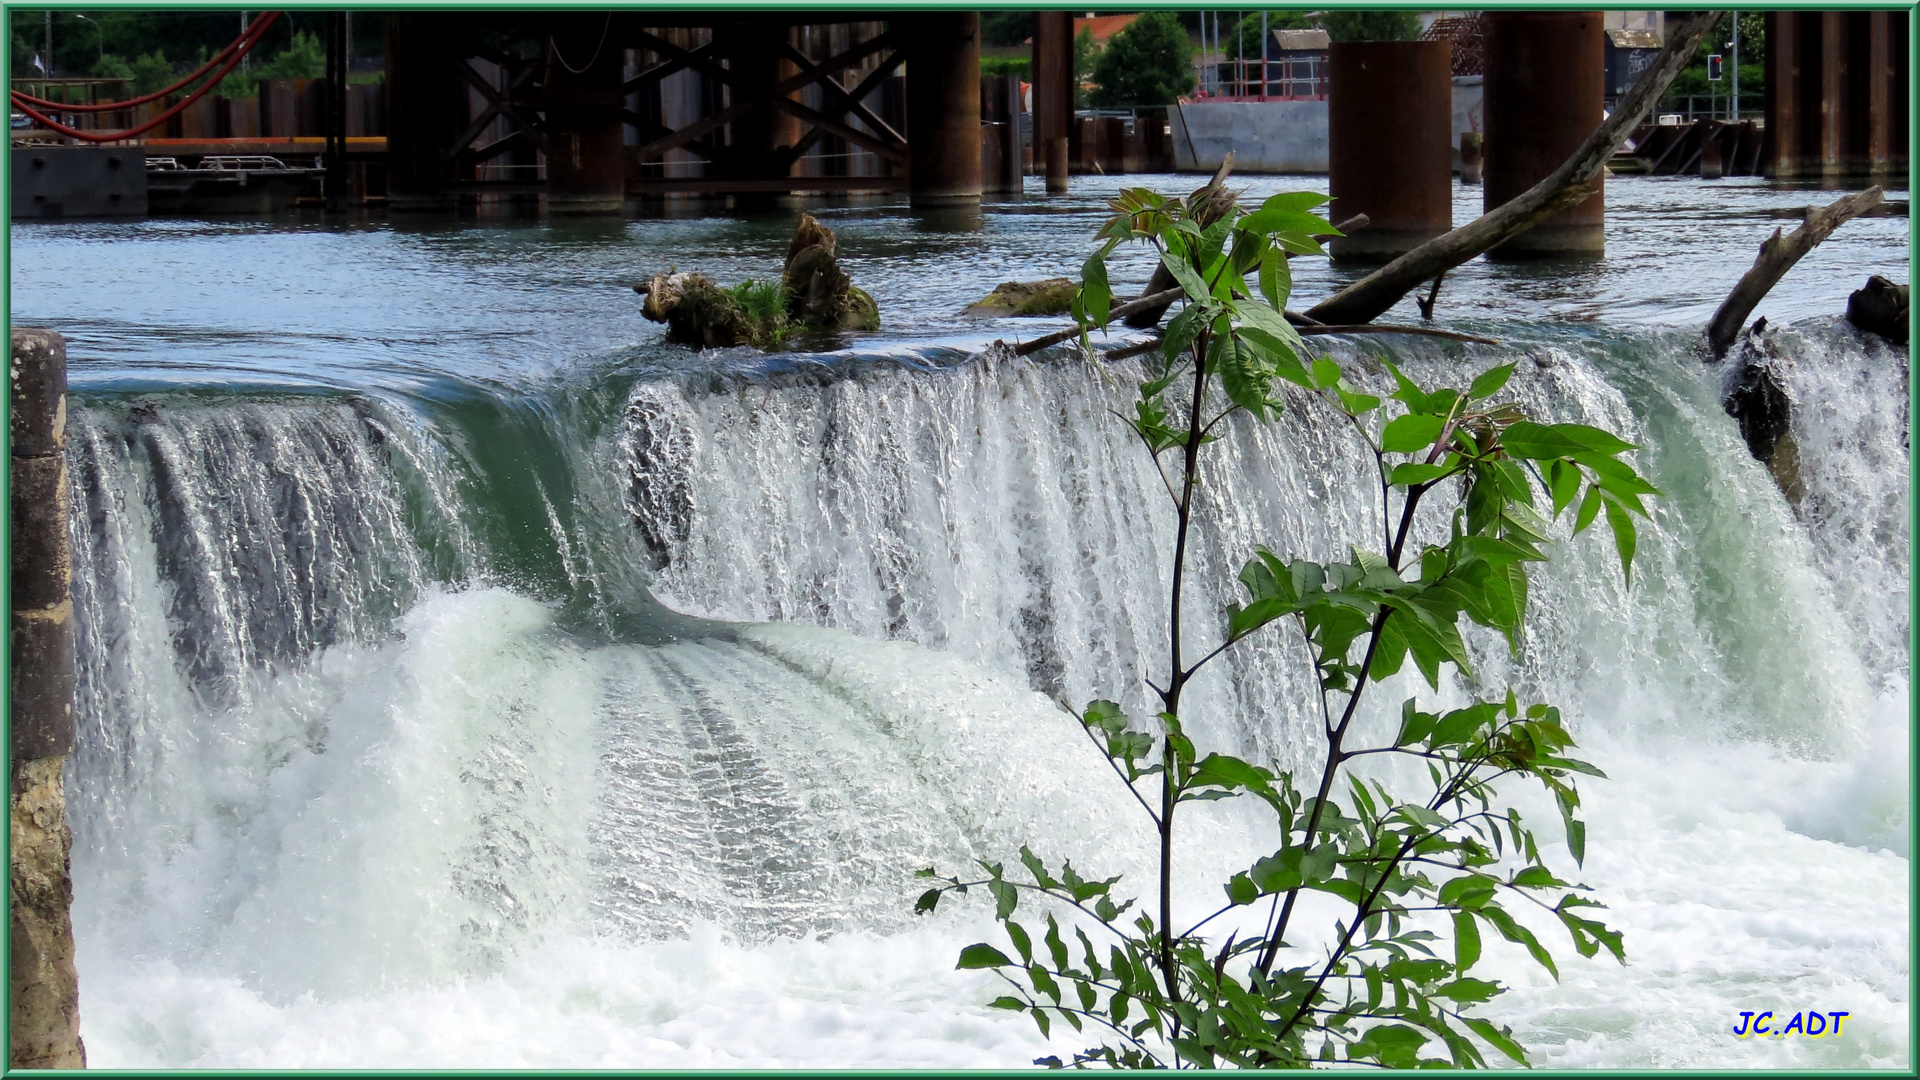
[1328,40,1453,261]
[1766,12,1802,178]
[8,328,83,1071]
[383,13,460,211]
[1032,11,1072,193]
[1483,11,1604,257]
[904,12,982,206]
[544,13,626,215]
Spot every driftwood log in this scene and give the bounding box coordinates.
[1304,10,1724,326]
[1706,187,1885,358]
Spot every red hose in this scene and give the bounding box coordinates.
[9,12,281,113]
[8,12,282,144]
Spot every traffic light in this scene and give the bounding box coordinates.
[1708,54,1725,81]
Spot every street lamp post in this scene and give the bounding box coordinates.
[74,14,102,63]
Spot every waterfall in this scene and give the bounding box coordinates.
[61,321,1908,1068]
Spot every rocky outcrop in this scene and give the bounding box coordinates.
[964,279,1078,317]
[10,756,84,1070]
[1846,275,1910,343]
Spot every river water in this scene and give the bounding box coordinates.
[9,173,1913,1068]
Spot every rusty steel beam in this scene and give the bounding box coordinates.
[779,40,903,145]
[632,28,908,164]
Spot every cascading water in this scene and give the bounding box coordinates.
[54,320,1908,1068]
[11,183,1907,1068]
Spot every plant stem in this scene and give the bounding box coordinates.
[1255,482,1427,976]
[1157,326,1211,1015]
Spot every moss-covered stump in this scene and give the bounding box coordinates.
[785,213,880,332]
[963,278,1078,317]
[636,214,878,350]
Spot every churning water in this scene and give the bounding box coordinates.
[9,174,1911,1068]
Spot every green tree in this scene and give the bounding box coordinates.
[1317,10,1422,43]
[1089,12,1195,109]
[89,50,175,97]
[254,29,324,81]
[982,11,1033,49]
[917,185,1649,1068]
[1074,25,1097,109]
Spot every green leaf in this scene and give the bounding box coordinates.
[1572,483,1603,535]
[1453,910,1481,972]
[1159,247,1212,303]
[1311,357,1343,390]
[988,878,1018,920]
[1548,459,1582,517]
[915,888,941,913]
[1481,906,1558,980]
[1007,920,1034,964]
[1045,913,1070,970]
[1382,414,1446,454]
[1080,253,1112,328]
[1332,379,1382,416]
[1602,494,1638,586]
[1161,304,1204,361]
[1434,977,1501,1003]
[1552,422,1636,454]
[988,995,1026,1010]
[957,943,1014,969]
[1257,190,1332,214]
[1467,363,1515,400]
[1390,462,1454,487]
[1463,1017,1530,1065]
[1499,421,1583,460]
[1226,873,1258,906]
[1257,244,1290,310]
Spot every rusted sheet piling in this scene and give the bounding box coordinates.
[1483,11,1605,256]
[1328,40,1453,261]
[9,327,84,1070]
[904,12,983,206]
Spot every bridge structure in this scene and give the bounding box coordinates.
[379,10,1080,212]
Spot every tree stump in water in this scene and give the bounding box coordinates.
[636,214,877,349]
[783,213,879,332]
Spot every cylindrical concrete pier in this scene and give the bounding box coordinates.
[9,327,84,1071]
[383,13,460,212]
[1328,40,1453,261]
[1032,11,1072,194]
[904,12,983,207]
[1483,11,1605,257]
[543,13,627,215]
